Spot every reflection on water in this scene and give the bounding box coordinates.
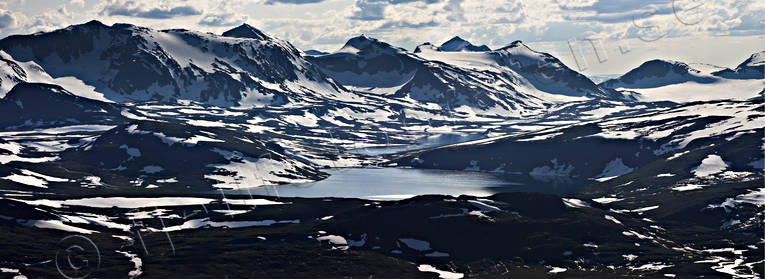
[224,168,587,200]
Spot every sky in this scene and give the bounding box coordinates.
[0,0,762,75]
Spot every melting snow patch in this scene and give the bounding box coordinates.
[116,251,143,278]
[119,145,141,158]
[593,197,623,204]
[467,200,502,212]
[605,215,623,225]
[562,198,590,208]
[317,235,348,250]
[222,198,286,206]
[595,158,633,182]
[2,174,48,188]
[622,230,653,239]
[548,267,567,274]
[707,188,765,213]
[583,242,599,248]
[13,197,217,208]
[672,184,706,192]
[417,264,464,279]
[213,210,249,216]
[656,173,675,177]
[163,218,299,232]
[667,151,689,160]
[156,177,178,183]
[629,263,673,271]
[529,159,574,177]
[692,155,728,177]
[633,205,659,212]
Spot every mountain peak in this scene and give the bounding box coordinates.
[498,40,529,50]
[83,20,105,27]
[640,59,688,68]
[222,23,269,40]
[445,36,466,43]
[303,49,329,56]
[741,51,764,67]
[438,36,490,52]
[340,35,396,52]
[413,42,435,53]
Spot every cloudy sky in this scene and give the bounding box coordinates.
[0,0,762,75]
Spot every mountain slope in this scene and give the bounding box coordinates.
[53,120,328,191]
[712,51,764,79]
[310,36,630,117]
[309,35,545,116]
[413,40,629,100]
[0,21,349,107]
[601,54,764,102]
[392,99,763,182]
[0,83,122,129]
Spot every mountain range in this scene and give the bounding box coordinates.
[0,20,762,278]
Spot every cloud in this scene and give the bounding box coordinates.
[263,0,326,4]
[351,0,387,21]
[351,0,443,21]
[0,9,18,29]
[100,1,203,19]
[199,13,248,27]
[27,7,73,32]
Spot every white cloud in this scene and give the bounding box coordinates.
[0,9,18,29]
[99,0,203,19]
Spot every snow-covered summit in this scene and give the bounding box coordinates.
[414,36,490,53]
[601,59,714,89]
[601,56,763,102]
[221,23,271,40]
[338,35,405,55]
[438,36,491,52]
[713,51,764,79]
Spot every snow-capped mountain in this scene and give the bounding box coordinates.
[0,51,29,97]
[413,39,630,100]
[0,21,349,107]
[0,50,110,101]
[601,54,764,103]
[221,23,271,40]
[413,36,490,53]
[310,35,630,117]
[712,51,764,79]
[492,41,628,99]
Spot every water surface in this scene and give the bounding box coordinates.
[226,168,587,200]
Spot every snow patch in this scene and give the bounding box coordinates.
[692,155,729,177]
